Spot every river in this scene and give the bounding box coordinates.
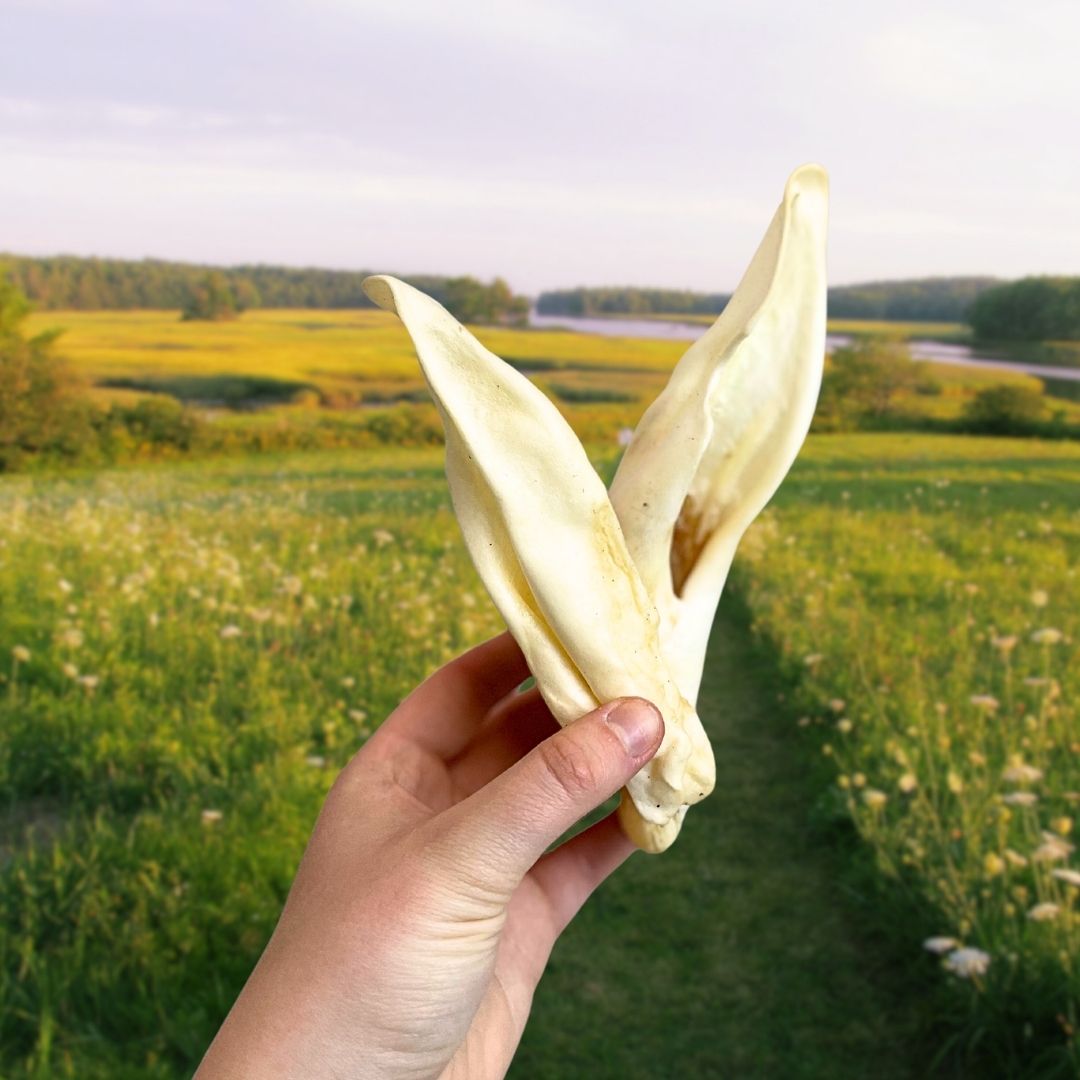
[528,311,1080,385]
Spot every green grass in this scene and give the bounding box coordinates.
[2,433,1078,1076]
[24,308,686,408]
[734,433,1080,1074]
[515,598,935,1079]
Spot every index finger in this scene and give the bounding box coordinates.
[370,630,531,760]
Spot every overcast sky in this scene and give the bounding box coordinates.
[2,0,1078,294]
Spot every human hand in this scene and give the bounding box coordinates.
[195,631,664,1080]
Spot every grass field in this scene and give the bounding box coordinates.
[23,308,680,410]
[1,432,1078,1076]
[22,309,1079,452]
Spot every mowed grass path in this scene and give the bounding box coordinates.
[513,601,929,1080]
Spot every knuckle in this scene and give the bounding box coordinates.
[536,731,603,801]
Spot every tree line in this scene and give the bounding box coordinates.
[970,277,1080,341]
[536,286,732,317]
[538,277,1000,322]
[2,255,529,325]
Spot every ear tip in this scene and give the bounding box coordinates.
[786,163,829,200]
[362,274,400,314]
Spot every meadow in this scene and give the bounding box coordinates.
[3,308,1080,1076]
[27,308,1077,437]
[0,431,1077,1077]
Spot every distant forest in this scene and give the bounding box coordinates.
[537,277,1001,322]
[10,256,1077,340]
[970,277,1080,342]
[1,255,529,325]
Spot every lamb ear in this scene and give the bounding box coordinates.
[362,274,714,852]
[609,164,828,706]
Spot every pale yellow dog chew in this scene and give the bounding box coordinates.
[362,163,827,853]
[362,274,712,853]
[610,163,829,705]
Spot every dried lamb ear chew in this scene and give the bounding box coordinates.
[609,164,829,707]
[361,274,714,853]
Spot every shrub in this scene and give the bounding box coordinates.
[963,384,1047,435]
[0,273,97,470]
[813,337,920,431]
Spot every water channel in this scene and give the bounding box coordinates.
[528,311,1080,387]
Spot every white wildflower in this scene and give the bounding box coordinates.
[862,789,887,810]
[201,809,223,825]
[1027,902,1060,922]
[923,936,958,955]
[1031,628,1063,645]
[1051,869,1080,887]
[1031,589,1049,608]
[1002,792,1038,807]
[944,947,991,978]
[219,624,242,640]
[1032,831,1074,863]
[1001,762,1043,784]
[969,694,999,712]
[11,645,30,663]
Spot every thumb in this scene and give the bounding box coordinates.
[434,698,664,892]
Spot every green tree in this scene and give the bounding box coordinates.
[182,272,240,321]
[970,277,1080,341]
[815,337,920,429]
[0,271,91,470]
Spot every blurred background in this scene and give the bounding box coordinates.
[1,2,1078,1077]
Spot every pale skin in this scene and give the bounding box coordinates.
[195,631,665,1080]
